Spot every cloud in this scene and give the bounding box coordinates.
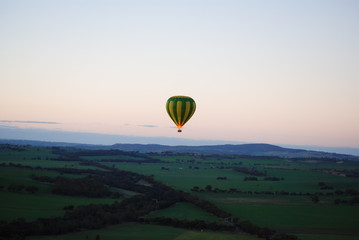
[138,124,158,128]
[0,125,20,129]
[0,120,60,124]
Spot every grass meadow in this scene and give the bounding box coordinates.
[1,145,359,240]
[108,157,359,240]
[27,223,261,240]
[0,167,119,221]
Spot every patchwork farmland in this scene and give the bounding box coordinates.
[1,144,358,240]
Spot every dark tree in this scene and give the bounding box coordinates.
[8,184,25,192]
[191,186,200,192]
[205,185,212,192]
[311,195,319,204]
[52,177,112,198]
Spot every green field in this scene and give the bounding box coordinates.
[109,159,359,193]
[0,166,120,221]
[105,156,359,239]
[204,193,359,237]
[1,145,359,240]
[27,223,260,240]
[0,190,119,221]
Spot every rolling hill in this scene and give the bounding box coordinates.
[0,139,358,160]
[110,143,359,160]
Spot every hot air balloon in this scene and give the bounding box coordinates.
[166,96,196,132]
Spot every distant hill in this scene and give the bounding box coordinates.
[110,143,359,160]
[0,139,358,161]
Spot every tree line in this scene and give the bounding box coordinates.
[32,170,114,200]
[232,167,267,176]
[52,177,118,198]
[191,185,359,198]
[50,147,160,163]
[0,184,39,194]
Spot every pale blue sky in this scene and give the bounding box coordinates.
[1,0,359,148]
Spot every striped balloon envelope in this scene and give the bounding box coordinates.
[166,96,196,132]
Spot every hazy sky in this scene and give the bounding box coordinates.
[1,0,359,148]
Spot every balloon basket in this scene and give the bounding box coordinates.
[178,129,182,132]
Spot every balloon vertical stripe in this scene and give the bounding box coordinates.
[183,101,191,125]
[177,101,182,126]
[166,96,196,132]
[167,101,176,124]
[190,101,196,120]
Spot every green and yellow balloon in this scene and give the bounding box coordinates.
[166,96,196,132]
